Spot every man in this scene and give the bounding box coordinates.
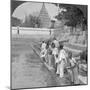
[56,44,67,78]
[66,52,79,84]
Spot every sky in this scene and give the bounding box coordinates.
[12,2,59,22]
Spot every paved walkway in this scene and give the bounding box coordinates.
[11,37,87,89]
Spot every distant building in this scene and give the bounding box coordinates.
[38,3,58,28]
[38,3,51,28]
[38,3,66,29]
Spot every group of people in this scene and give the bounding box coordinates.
[40,37,79,84]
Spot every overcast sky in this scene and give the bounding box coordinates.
[12,2,60,22]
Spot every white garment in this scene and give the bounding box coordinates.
[58,49,67,63]
[53,40,59,48]
[59,60,65,78]
[40,49,47,58]
[57,49,67,78]
[41,43,46,50]
[52,48,58,55]
[52,48,58,64]
[55,57,59,64]
[56,60,65,77]
[69,57,76,67]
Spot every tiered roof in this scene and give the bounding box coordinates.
[38,3,51,28]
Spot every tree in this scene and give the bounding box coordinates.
[22,15,41,28]
[55,4,84,33]
[11,16,21,26]
[82,17,87,31]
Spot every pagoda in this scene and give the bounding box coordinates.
[38,3,51,28]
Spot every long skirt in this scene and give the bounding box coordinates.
[54,55,58,72]
[57,60,65,78]
[51,55,55,68]
[47,54,52,66]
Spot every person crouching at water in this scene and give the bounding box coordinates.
[66,52,79,84]
[56,44,67,78]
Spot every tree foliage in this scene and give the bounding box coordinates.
[22,15,41,28]
[55,4,85,30]
[11,16,21,26]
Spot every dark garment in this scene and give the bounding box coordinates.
[41,57,46,62]
[47,54,52,66]
[68,65,79,84]
[55,63,58,73]
[51,55,55,68]
[46,48,52,64]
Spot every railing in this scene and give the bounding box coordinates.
[12,27,54,35]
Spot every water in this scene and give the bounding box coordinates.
[11,37,60,89]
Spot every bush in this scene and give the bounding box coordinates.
[80,49,87,63]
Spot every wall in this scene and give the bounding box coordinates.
[12,27,54,35]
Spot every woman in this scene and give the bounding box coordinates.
[50,42,56,69]
[52,44,59,72]
[57,44,67,78]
